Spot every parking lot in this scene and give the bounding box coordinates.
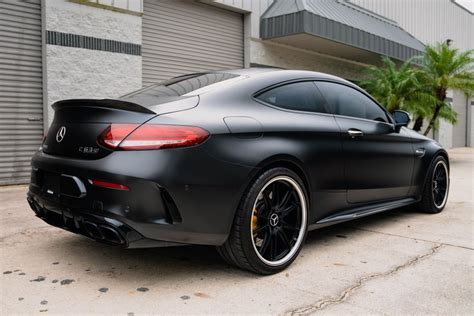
[1,148,472,315]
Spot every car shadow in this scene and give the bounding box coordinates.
[46,207,418,280]
[51,236,252,281]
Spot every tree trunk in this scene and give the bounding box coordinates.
[413,116,424,132]
[424,105,442,136]
[423,88,446,136]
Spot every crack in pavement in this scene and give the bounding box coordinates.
[348,226,473,250]
[288,244,442,315]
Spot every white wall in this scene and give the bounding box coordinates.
[451,90,469,147]
[44,0,142,125]
[250,40,365,79]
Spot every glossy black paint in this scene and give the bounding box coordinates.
[27,69,448,248]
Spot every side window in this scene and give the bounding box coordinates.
[256,82,327,113]
[316,82,389,123]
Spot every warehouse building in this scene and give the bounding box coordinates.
[0,0,472,184]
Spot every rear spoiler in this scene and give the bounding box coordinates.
[52,99,155,114]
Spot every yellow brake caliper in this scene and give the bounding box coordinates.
[251,207,258,233]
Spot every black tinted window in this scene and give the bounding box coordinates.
[316,82,389,122]
[257,82,327,113]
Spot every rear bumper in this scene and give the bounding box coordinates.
[27,192,176,248]
[27,146,257,247]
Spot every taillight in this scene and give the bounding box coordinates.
[97,124,139,150]
[98,124,209,151]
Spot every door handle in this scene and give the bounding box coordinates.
[415,148,425,158]
[347,129,364,138]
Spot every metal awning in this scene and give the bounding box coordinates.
[260,0,425,63]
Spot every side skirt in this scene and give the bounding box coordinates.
[308,197,418,230]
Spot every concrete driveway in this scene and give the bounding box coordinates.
[1,148,472,315]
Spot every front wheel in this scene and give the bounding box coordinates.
[217,168,308,274]
[418,156,450,214]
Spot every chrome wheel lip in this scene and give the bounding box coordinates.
[250,175,307,267]
[432,160,449,209]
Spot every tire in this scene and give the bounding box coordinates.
[217,167,308,274]
[418,156,450,214]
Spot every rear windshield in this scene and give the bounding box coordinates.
[121,73,239,105]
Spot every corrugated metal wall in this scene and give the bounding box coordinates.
[0,0,43,185]
[350,0,474,51]
[142,0,244,85]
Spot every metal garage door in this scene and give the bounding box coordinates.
[142,0,244,86]
[0,0,43,185]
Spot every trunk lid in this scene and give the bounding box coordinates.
[43,97,198,159]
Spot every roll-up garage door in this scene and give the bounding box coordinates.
[0,0,43,185]
[142,0,244,86]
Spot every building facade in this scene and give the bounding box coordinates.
[0,0,472,184]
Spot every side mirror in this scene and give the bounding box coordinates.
[392,110,411,132]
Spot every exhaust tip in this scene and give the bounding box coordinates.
[83,221,103,240]
[83,221,125,245]
[99,225,125,245]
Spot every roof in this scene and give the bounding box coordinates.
[261,0,425,62]
[223,68,360,91]
[214,68,279,76]
[214,68,357,86]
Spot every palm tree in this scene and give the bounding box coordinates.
[360,57,437,131]
[419,43,474,136]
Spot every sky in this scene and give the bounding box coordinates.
[454,0,474,13]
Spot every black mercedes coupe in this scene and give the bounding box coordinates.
[27,68,450,274]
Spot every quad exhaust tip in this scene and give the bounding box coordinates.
[83,221,125,245]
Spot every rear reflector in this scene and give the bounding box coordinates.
[90,179,129,191]
[98,124,209,150]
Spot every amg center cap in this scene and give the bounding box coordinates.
[270,213,279,227]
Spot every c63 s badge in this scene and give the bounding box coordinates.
[79,146,99,154]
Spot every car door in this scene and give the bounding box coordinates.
[316,81,414,204]
[255,80,347,220]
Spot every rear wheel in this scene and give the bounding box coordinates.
[418,156,449,214]
[217,168,308,274]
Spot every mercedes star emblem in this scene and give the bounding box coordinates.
[56,126,67,143]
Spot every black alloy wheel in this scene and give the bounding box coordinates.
[251,176,306,265]
[419,156,450,214]
[217,168,308,274]
[432,160,449,209]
